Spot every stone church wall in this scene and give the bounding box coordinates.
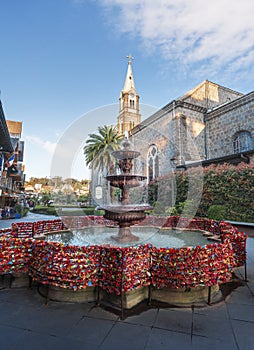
[205,92,254,159]
[131,82,253,175]
[132,104,206,176]
[131,110,175,178]
[181,81,243,109]
[174,105,206,162]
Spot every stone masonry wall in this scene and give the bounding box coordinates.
[132,106,207,176]
[131,110,175,178]
[182,81,243,109]
[206,92,254,159]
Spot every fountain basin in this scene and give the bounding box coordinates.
[105,174,147,188]
[0,217,247,317]
[35,229,224,309]
[103,206,151,224]
[38,283,222,309]
[44,226,209,248]
[101,204,153,243]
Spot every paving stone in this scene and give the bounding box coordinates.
[191,334,238,350]
[226,285,254,305]
[10,330,91,350]
[154,308,192,334]
[145,327,192,350]
[99,322,152,350]
[192,312,236,342]
[84,304,120,321]
[193,302,230,319]
[226,303,254,322]
[67,316,115,347]
[231,319,254,350]
[0,324,27,350]
[121,308,158,326]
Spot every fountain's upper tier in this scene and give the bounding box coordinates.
[112,138,140,160]
[105,174,146,189]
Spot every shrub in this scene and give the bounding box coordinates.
[207,205,227,221]
[14,204,29,218]
[153,201,165,215]
[94,209,105,216]
[148,163,254,222]
[33,206,57,215]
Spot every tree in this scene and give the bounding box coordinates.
[83,125,123,173]
[83,125,123,203]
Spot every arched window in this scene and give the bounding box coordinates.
[130,99,135,108]
[233,131,253,153]
[129,121,135,129]
[147,145,159,182]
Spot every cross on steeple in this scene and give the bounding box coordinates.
[126,54,134,64]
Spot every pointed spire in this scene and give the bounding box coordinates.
[122,54,135,92]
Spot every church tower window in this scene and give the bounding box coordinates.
[147,145,159,182]
[233,131,253,153]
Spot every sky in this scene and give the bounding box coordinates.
[1,0,254,181]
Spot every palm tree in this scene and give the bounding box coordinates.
[84,125,123,173]
[84,125,123,203]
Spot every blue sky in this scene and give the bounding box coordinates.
[1,0,254,180]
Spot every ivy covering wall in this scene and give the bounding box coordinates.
[148,163,254,222]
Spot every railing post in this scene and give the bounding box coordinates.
[207,286,211,305]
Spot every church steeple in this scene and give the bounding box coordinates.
[117,55,141,135]
[123,54,136,92]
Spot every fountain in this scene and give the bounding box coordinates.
[101,136,152,243]
[0,135,247,317]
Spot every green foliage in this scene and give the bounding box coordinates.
[172,200,195,217]
[164,206,175,216]
[41,194,52,206]
[148,181,158,206]
[77,194,89,203]
[83,125,123,171]
[207,205,228,221]
[153,201,165,215]
[82,207,96,215]
[148,163,254,222]
[33,205,100,216]
[14,204,29,217]
[94,209,105,216]
[26,177,51,186]
[33,206,57,215]
[200,163,254,222]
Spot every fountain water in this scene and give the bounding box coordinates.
[101,136,152,243]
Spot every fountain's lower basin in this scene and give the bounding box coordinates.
[101,204,153,243]
[38,283,222,309]
[44,226,209,248]
[1,217,246,317]
[39,226,225,308]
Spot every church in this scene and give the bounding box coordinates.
[90,57,254,205]
[118,57,254,183]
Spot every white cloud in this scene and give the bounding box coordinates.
[26,136,57,154]
[100,0,254,77]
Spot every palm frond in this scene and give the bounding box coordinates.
[83,125,124,170]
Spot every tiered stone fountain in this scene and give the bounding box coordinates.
[102,136,152,243]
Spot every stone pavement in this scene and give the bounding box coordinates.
[0,212,57,229]
[0,238,253,350]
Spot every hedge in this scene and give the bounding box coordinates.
[148,163,254,222]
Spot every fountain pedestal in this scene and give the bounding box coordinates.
[115,223,138,242]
